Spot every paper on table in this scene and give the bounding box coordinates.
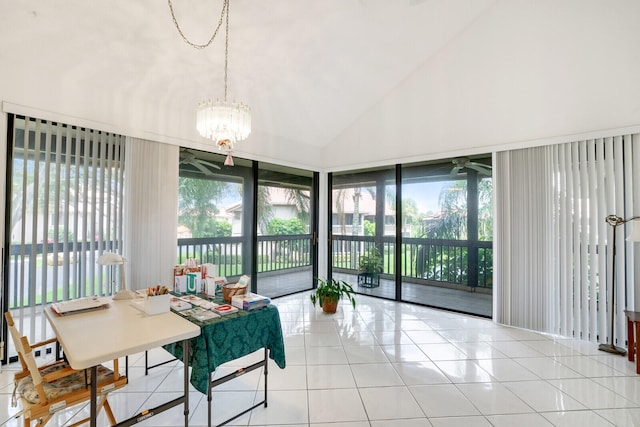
[50,297,110,316]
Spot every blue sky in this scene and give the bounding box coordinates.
[402,182,444,214]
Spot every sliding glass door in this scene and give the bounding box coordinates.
[256,163,316,297]
[329,158,493,317]
[177,150,317,298]
[177,149,253,283]
[400,158,493,316]
[330,167,396,299]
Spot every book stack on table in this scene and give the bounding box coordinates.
[231,293,271,311]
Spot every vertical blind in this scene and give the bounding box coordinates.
[495,136,638,346]
[124,137,179,289]
[6,115,125,347]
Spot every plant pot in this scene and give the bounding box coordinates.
[322,297,338,314]
[358,272,380,288]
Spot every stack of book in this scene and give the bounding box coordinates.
[231,293,271,311]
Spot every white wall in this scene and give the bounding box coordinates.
[2,2,639,172]
[324,0,640,170]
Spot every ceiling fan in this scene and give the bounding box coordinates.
[450,157,492,177]
[179,149,221,176]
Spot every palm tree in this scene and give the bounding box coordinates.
[178,177,232,237]
[284,188,311,227]
[431,180,467,240]
[256,185,274,235]
[334,189,347,235]
[401,198,420,236]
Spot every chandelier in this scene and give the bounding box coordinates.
[169,0,251,166]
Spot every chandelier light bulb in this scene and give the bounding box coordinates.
[196,100,251,146]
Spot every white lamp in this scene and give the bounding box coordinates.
[97,252,135,300]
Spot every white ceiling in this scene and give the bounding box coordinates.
[1,0,640,170]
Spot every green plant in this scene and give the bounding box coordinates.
[358,247,383,274]
[310,277,356,309]
[267,218,306,235]
[363,219,375,236]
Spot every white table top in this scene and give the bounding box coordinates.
[45,297,201,370]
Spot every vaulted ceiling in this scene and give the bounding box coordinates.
[1,0,639,170]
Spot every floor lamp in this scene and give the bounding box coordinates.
[599,215,640,355]
[97,252,136,300]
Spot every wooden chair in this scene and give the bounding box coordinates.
[5,312,128,427]
[4,312,65,382]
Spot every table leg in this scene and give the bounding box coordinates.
[628,317,635,362]
[206,347,269,426]
[208,372,212,427]
[184,339,190,427]
[90,366,97,427]
[264,347,268,408]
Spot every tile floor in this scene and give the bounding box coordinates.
[1,291,640,426]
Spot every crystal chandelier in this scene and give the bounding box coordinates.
[169,0,251,166]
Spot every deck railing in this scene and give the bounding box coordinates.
[176,234,312,277]
[6,240,118,309]
[331,235,493,289]
[6,233,490,310]
[6,235,313,310]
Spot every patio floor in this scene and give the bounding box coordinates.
[258,268,492,318]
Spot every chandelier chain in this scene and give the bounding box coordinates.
[174,0,251,150]
[167,0,228,50]
[224,0,229,101]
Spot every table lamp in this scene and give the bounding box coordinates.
[599,215,640,355]
[97,252,135,300]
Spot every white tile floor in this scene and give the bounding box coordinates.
[2,291,640,426]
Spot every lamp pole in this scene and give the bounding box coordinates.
[599,215,640,355]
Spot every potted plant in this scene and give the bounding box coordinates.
[357,247,383,288]
[310,277,356,313]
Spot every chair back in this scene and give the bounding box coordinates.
[4,312,29,374]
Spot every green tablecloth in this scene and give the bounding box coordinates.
[163,295,286,394]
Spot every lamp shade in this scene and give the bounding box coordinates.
[97,252,134,300]
[97,252,126,265]
[627,218,640,242]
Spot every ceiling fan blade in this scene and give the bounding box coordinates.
[468,161,491,169]
[191,161,215,176]
[466,163,492,176]
[198,159,221,170]
[180,151,195,162]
